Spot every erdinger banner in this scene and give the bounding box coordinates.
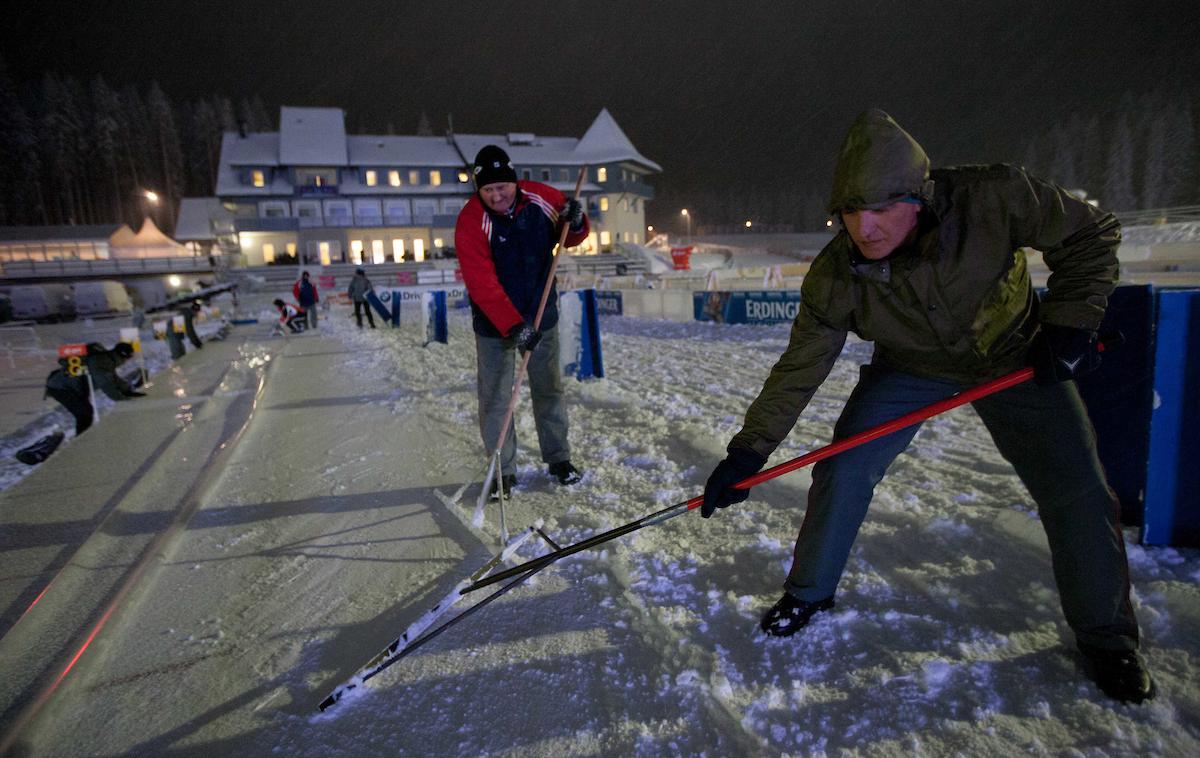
[422,290,448,345]
[368,288,401,326]
[558,289,604,380]
[693,290,802,325]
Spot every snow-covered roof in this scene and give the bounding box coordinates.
[572,108,661,172]
[452,134,582,168]
[347,135,462,166]
[279,107,348,165]
[220,132,279,167]
[174,198,234,241]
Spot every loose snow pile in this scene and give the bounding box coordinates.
[14,307,1200,756]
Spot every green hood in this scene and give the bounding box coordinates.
[828,109,931,214]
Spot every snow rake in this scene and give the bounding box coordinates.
[316,366,1040,713]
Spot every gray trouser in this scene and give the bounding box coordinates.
[784,364,1140,651]
[475,325,570,471]
[305,306,318,329]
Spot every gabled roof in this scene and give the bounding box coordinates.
[572,109,661,171]
[279,107,348,165]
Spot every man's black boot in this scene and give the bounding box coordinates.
[548,460,582,485]
[489,474,516,501]
[1079,644,1156,704]
[760,594,835,637]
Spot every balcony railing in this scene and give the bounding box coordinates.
[0,255,215,279]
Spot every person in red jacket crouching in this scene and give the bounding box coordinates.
[455,145,589,497]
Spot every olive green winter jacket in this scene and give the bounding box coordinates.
[729,163,1120,459]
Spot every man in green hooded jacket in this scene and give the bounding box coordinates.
[702,109,1152,703]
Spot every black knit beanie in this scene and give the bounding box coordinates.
[472,145,518,188]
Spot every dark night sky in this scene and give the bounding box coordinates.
[4,0,1200,225]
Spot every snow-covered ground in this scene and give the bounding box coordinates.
[1,304,1197,756]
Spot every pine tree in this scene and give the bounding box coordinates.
[416,110,434,136]
[38,72,86,224]
[90,75,125,222]
[1102,113,1137,212]
[214,95,237,132]
[0,56,43,225]
[147,81,184,229]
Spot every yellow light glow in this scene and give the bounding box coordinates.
[745,220,752,228]
[168,275,182,287]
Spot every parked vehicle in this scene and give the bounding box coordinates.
[6,284,76,322]
[73,279,133,316]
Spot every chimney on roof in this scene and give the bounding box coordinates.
[237,119,247,138]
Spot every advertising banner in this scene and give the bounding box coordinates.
[367,288,399,326]
[558,289,604,380]
[421,290,449,345]
[693,290,802,324]
[595,290,623,316]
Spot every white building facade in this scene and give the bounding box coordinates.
[186,106,660,267]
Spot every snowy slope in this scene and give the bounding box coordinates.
[12,307,1199,756]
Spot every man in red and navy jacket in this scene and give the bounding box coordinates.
[455,144,590,494]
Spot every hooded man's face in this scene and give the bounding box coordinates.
[842,201,921,260]
[479,182,517,214]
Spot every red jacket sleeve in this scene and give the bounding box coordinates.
[292,282,300,299]
[455,198,525,335]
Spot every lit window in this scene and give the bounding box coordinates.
[457,171,469,183]
[599,231,611,245]
[597,167,607,182]
[413,238,425,262]
[372,239,385,264]
[433,237,444,249]
[430,170,442,186]
[314,175,324,187]
[392,239,405,262]
[350,239,364,265]
[262,243,275,264]
[389,170,401,187]
[365,170,378,186]
[286,242,296,256]
[318,241,331,266]
[251,170,265,188]
[599,197,609,212]
[409,170,420,185]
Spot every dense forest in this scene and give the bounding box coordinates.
[1,55,1196,236]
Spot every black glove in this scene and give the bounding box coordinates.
[1027,323,1101,385]
[560,199,584,231]
[512,322,542,354]
[701,447,768,519]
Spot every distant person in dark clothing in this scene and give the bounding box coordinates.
[294,271,320,330]
[347,267,376,328]
[44,342,143,435]
[177,301,204,349]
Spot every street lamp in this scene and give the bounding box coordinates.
[745,220,752,230]
[681,208,691,245]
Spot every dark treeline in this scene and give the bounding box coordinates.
[0,57,274,233]
[653,91,1200,234]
